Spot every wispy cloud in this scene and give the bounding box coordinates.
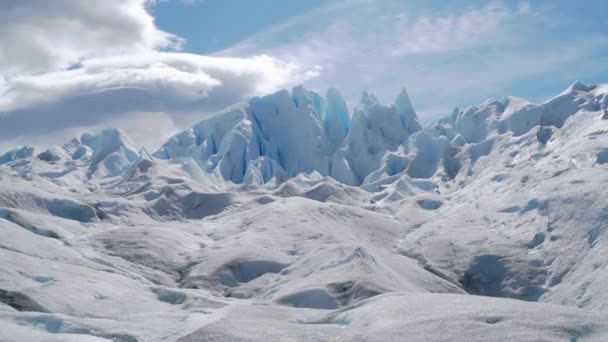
[221,0,607,117]
[386,2,521,56]
[222,1,527,62]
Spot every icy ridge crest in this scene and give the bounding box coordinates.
[2,82,607,188]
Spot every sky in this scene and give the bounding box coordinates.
[1,0,607,151]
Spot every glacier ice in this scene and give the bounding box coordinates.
[1,82,608,341]
[6,81,605,190]
[323,87,350,146]
[0,146,34,165]
[395,87,422,134]
[154,86,426,186]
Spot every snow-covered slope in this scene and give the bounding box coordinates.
[1,82,608,341]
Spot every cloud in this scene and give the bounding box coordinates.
[0,52,314,145]
[220,1,534,104]
[0,1,316,151]
[1,0,605,152]
[0,0,181,76]
[221,0,607,117]
[0,111,179,153]
[1,53,305,112]
[222,1,525,62]
[385,2,518,56]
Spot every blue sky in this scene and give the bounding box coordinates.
[152,0,327,54]
[0,0,607,150]
[152,0,608,120]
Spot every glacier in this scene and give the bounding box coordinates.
[154,85,426,186]
[1,82,608,341]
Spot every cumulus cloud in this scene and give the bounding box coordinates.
[1,53,305,112]
[0,1,316,151]
[0,0,181,75]
[0,53,314,143]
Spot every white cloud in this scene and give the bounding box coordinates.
[0,111,179,153]
[0,1,317,151]
[220,0,606,118]
[219,1,535,105]
[0,52,315,146]
[1,0,605,152]
[0,0,181,76]
[0,53,305,113]
[222,1,525,62]
[386,2,514,56]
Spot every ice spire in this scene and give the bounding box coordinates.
[323,87,350,146]
[395,87,421,134]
